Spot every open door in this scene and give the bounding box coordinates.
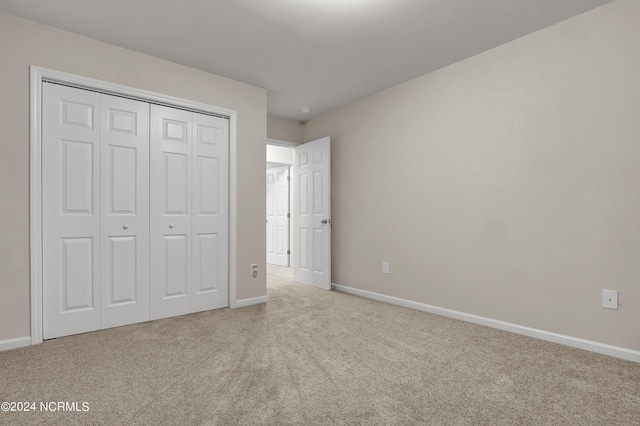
[292,137,331,290]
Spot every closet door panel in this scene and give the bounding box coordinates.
[192,113,229,311]
[150,105,192,319]
[42,83,101,339]
[100,94,150,328]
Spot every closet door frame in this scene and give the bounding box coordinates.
[29,66,239,345]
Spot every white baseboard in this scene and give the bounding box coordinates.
[332,283,640,363]
[232,295,269,308]
[0,336,32,352]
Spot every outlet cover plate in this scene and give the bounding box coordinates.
[602,290,618,310]
[382,262,389,274]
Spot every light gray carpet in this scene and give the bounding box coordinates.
[1,264,639,425]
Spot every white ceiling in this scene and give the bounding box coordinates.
[0,0,613,121]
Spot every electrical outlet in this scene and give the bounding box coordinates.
[251,263,258,278]
[382,262,389,274]
[602,290,618,310]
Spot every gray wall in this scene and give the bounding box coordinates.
[267,114,304,143]
[303,0,640,351]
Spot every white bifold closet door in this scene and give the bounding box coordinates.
[43,85,150,338]
[150,105,229,320]
[100,94,150,329]
[43,83,228,340]
[43,84,103,339]
[191,112,229,313]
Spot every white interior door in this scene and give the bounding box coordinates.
[292,137,331,290]
[191,112,229,312]
[100,94,150,328]
[150,105,193,320]
[266,165,290,266]
[42,83,102,339]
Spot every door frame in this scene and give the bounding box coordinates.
[266,139,296,269]
[29,66,239,345]
[266,164,291,267]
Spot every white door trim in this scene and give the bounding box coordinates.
[266,138,300,148]
[29,66,239,345]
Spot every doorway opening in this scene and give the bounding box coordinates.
[266,141,295,289]
[266,137,332,291]
[267,163,291,267]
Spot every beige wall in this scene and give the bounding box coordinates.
[0,12,267,341]
[267,114,304,143]
[304,0,640,351]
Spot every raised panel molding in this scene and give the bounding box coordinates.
[109,146,137,214]
[164,153,188,215]
[277,226,285,254]
[164,119,187,142]
[108,236,137,305]
[62,100,93,128]
[61,238,94,311]
[313,170,323,214]
[277,187,286,216]
[198,124,219,146]
[164,235,188,297]
[312,149,323,164]
[197,234,219,292]
[299,152,308,167]
[313,229,323,272]
[299,173,308,215]
[299,228,308,270]
[197,156,219,215]
[109,109,137,134]
[62,140,94,214]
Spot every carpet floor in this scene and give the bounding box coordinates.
[1,264,639,425]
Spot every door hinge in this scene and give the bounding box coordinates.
[287,213,291,218]
[287,250,291,255]
[287,176,291,181]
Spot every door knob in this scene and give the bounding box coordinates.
[321,219,328,224]
[169,223,174,229]
[123,224,129,230]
